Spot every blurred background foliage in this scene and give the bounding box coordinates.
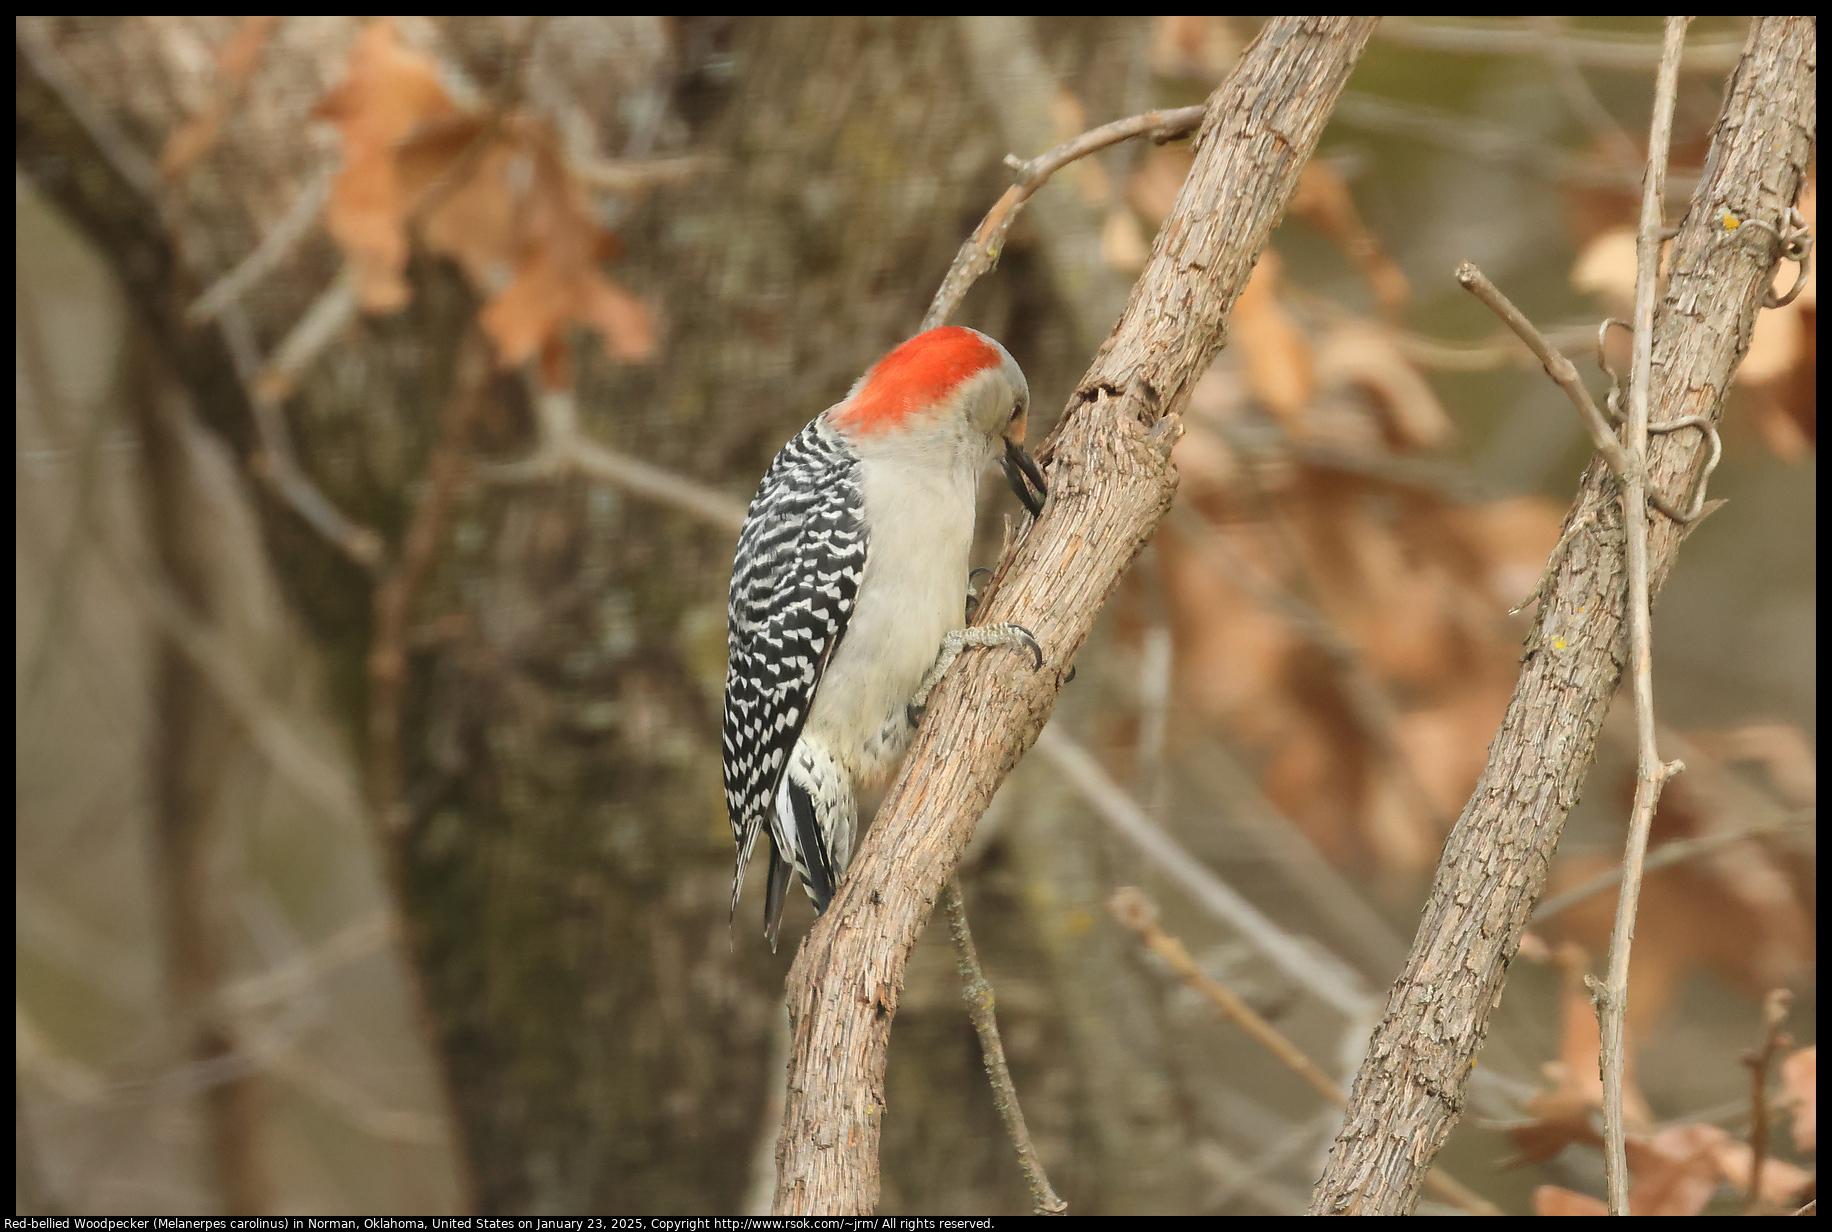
[15,15,1814,1216]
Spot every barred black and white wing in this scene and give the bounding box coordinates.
[722,420,866,938]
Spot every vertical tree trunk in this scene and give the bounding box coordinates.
[130,339,265,1216]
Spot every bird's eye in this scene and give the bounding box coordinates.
[1008,402,1024,423]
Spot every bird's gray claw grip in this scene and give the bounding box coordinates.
[1001,622,1043,670]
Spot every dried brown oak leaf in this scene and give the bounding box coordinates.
[316,20,654,366]
[315,19,461,311]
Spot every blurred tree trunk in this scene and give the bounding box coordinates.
[128,332,266,1216]
[19,14,1177,1213]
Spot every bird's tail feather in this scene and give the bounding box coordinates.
[763,833,795,953]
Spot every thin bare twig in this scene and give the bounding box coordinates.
[217,911,392,1014]
[1333,93,1697,196]
[482,383,750,532]
[250,273,362,405]
[1742,989,1794,1215]
[1736,205,1814,308]
[1643,414,1722,523]
[1108,887,1501,1217]
[1034,726,1373,1020]
[1592,318,1726,524]
[217,301,386,573]
[188,165,334,323]
[1391,321,1602,373]
[366,335,490,838]
[921,104,1206,331]
[249,1033,445,1146]
[15,256,116,717]
[1108,887,1342,1102]
[1135,624,1174,813]
[1532,809,1815,924]
[942,877,1066,1215]
[1455,263,1636,484]
[573,153,720,195]
[1375,17,1744,73]
[1600,18,1689,1214]
[15,19,163,199]
[1456,262,1711,525]
[1310,18,1815,1214]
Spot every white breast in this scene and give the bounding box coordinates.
[804,443,982,787]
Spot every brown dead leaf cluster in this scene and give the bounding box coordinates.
[1146,15,1242,86]
[1532,1115,1814,1216]
[313,20,655,372]
[1111,159,1562,871]
[1106,99,1815,1060]
[1537,724,1815,1042]
[1502,938,1649,1170]
[1510,945,1815,1215]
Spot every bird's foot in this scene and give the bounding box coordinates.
[908,622,1042,720]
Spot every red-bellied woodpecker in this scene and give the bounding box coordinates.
[723,326,1048,949]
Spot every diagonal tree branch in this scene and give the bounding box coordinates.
[1308,16,1816,1215]
[771,16,1381,1215]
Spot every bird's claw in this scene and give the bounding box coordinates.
[964,567,995,621]
[1000,622,1043,671]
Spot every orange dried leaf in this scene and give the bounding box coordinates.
[1709,1137,1815,1203]
[1126,147,1193,228]
[1101,206,1150,275]
[1314,323,1453,451]
[1534,1184,1608,1216]
[216,14,281,85]
[316,20,462,311]
[1232,252,1314,425]
[1506,1110,1602,1168]
[461,119,656,366]
[1625,1123,1733,1216]
[1571,226,1638,314]
[1149,16,1241,82]
[158,107,227,183]
[579,276,657,361]
[1508,941,1652,1171]
[1782,1045,1816,1152]
[413,124,519,287]
[1290,160,1409,317]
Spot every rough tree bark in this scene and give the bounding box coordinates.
[772,16,1381,1216]
[1308,15,1816,1215]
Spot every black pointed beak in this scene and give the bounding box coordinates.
[1002,437,1048,518]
